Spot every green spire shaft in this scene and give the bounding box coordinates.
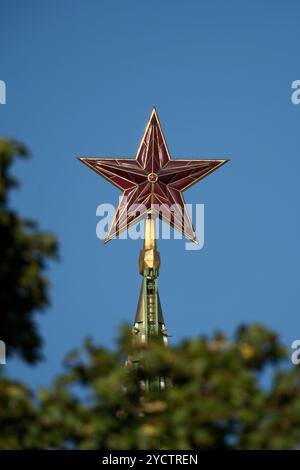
[126,212,168,391]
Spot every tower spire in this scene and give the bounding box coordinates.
[78,108,228,392]
[127,211,168,391]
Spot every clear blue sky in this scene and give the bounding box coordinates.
[1,0,299,388]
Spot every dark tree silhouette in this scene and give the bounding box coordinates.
[1,323,300,449]
[0,138,58,363]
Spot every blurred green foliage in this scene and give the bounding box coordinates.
[1,323,300,449]
[0,138,58,363]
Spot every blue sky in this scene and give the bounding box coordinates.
[1,0,300,387]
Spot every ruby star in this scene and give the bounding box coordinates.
[78,108,228,243]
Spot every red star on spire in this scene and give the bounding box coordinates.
[78,108,228,243]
